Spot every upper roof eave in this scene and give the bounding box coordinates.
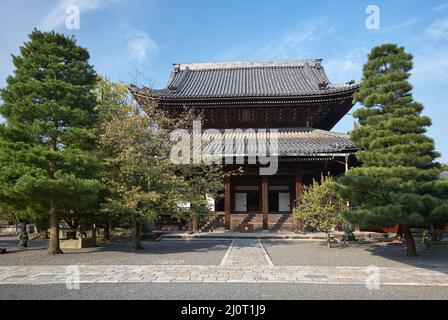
[129,58,361,103]
[129,82,360,103]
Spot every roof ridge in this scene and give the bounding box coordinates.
[173,59,323,71]
[204,128,349,134]
[313,128,349,137]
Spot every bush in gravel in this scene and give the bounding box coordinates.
[293,175,346,247]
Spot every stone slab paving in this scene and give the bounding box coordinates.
[220,240,274,267]
[1,240,448,287]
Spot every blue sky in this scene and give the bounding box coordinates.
[1,0,447,162]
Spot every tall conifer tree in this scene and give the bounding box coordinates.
[338,44,445,256]
[0,30,101,255]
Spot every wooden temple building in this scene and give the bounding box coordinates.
[130,59,359,232]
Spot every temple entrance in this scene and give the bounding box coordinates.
[131,59,358,232]
[279,193,290,212]
[246,191,260,212]
[234,191,260,212]
[234,193,246,211]
[234,185,260,213]
[268,185,291,213]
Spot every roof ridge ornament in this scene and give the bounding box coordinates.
[168,65,191,92]
[303,61,321,90]
[319,81,329,89]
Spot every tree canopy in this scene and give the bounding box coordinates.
[0,30,102,254]
[294,175,346,246]
[338,44,447,256]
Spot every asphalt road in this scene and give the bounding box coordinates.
[1,282,447,300]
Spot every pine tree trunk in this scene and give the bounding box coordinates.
[48,135,62,255]
[394,224,404,242]
[48,204,63,255]
[402,225,417,257]
[92,224,97,247]
[131,219,143,250]
[103,221,110,241]
[191,214,198,233]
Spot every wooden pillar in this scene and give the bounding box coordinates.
[295,173,303,208]
[262,176,268,230]
[224,176,231,230]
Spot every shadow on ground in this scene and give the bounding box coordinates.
[3,234,448,273]
[0,236,231,266]
[262,239,448,271]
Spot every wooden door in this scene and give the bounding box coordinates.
[234,193,247,212]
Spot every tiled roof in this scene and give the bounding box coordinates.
[200,127,356,156]
[133,59,359,99]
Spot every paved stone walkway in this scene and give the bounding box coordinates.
[220,240,273,267]
[1,240,448,286]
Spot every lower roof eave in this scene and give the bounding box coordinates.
[281,152,356,157]
[217,152,356,158]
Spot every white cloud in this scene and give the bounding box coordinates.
[412,47,448,83]
[124,28,158,64]
[426,18,448,40]
[324,47,368,83]
[434,3,448,11]
[325,59,358,81]
[378,18,419,33]
[412,18,448,82]
[258,18,335,59]
[38,0,121,31]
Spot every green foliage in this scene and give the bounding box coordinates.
[0,30,103,235]
[293,175,346,232]
[0,30,225,252]
[97,87,174,224]
[97,78,224,245]
[98,95,179,248]
[351,44,440,175]
[337,44,447,256]
[175,162,224,225]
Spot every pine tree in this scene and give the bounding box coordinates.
[338,44,446,257]
[0,30,102,255]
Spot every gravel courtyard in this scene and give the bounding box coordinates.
[2,235,448,268]
[0,236,230,266]
[262,240,448,268]
[2,235,448,300]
